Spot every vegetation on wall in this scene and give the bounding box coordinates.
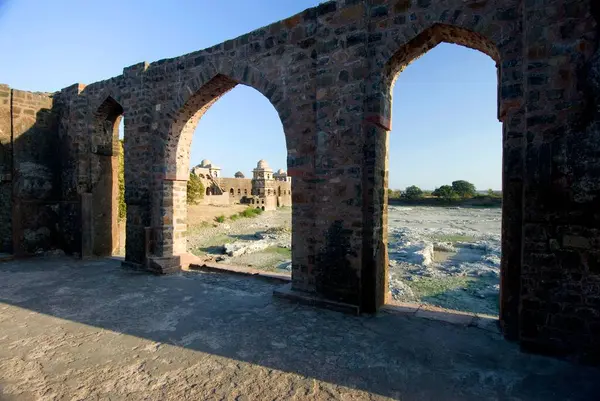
[118,140,126,220]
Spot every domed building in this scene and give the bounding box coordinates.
[189,157,292,211]
[191,158,221,178]
[273,168,290,182]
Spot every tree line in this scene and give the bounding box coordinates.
[389,180,501,202]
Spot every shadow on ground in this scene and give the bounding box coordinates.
[0,257,598,400]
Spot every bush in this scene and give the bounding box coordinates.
[187,173,205,205]
[451,180,476,199]
[215,215,226,223]
[433,185,459,202]
[238,207,264,219]
[403,185,423,200]
[118,140,126,220]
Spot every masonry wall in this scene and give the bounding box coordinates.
[3,0,598,364]
[219,177,253,203]
[0,85,12,253]
[1,88,68,255]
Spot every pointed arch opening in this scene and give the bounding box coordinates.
[367,23,522,334]
[156,72,293,273]
[90,96,124,257]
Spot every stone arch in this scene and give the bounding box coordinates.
[152,61,293,261]
[163,60,292,181]
[364,20,524,337]
[90,95,124,257]
[230,188,234,195]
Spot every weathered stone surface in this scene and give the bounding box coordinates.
[1,0,599,364]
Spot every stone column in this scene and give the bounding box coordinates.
[122,62,154,268]
[519,0,599,362]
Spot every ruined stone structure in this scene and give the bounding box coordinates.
[0,0,599,363]
[191,159,292,210]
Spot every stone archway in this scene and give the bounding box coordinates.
[363,22,524,337]
[90,96,123,257]
[146,64,294,271]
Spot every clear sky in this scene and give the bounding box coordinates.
[0,0,501,191]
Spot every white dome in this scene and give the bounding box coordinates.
[201,159,212,167]
[277,169,285,174]
[257,159,269,169]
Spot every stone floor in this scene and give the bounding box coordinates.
[0,257,598,401]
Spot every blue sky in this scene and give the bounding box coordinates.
[0,0,501,190]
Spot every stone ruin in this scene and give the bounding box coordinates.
[0,0,599,364]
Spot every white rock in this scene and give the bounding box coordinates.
[223,240,272,257]
[405,242,434,267]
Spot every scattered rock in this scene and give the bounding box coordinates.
[223,240,272,257]
[434,242,456,252]
[277,260,292,271]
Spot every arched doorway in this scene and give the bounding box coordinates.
[91,96,123,257]
[365,23,524,336]
[153,72,292,268]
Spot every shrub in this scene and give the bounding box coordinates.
[451,180,476,199]
[187,173,205,205]
[215,215,226,223]
[238,207,264,219]
[432,185,458,202]
[403,185,423,200]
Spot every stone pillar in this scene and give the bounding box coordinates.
[81,192,93,258]
[121,62,154,269]
[519,0,599,362]
[277,3,372,313]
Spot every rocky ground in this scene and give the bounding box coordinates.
[386,206,501,316]
[186,204,502,316]
[187,206,292,272]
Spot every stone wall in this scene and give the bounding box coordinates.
[0,84,12,253]
[0,86,68,255]
[2,0,599,363]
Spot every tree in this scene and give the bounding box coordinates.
[432,185,458,202]
[451,180,477,199]
[403,185,423,200]
[187,173,205,205]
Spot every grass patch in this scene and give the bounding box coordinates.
[430,234,476,243]
[406,276,499,315]
[263,246,292,258]
[191,234,233,257]
[229,214,240,221]
[408,276,472,299]
[238,208,264,219]
[215,215,226,223]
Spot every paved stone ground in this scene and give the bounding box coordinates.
[0,257,598,401]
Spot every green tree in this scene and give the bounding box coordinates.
[118,140,126,220]
[433,185,458,202]
[451,180,477,199]
[403,185,423,200]
[187,173,205,205]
